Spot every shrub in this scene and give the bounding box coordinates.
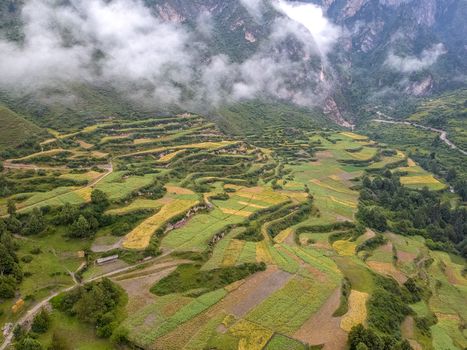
[31,309,50,333]
[21,255,33,263]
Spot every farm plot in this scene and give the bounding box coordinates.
[125,289,227,348]
[120,141,238,158]
[340,290,369,332]
[123,198,198,249]
[294,287,347,349]
[246,275,338,335]
[286,156,360,223]
[16,186,91,212]
[396,161,446,190]
[105,198,162,215]
[368,150,406,170]
[224,185,289,205]
[161,207,244,252]
[95,171,157,200]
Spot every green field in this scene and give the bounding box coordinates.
[1,114,465,350]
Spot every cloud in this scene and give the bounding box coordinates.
[385,43,447,73]
[274,0,341,56]
[239,0,265,18]
[0,0,339,109]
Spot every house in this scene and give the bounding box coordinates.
[96,255,119,265]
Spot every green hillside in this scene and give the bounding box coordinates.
[214,100,329,136]
[0,105,43,151]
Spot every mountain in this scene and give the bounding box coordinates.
[146,0,467,121]
[0,0,465,129]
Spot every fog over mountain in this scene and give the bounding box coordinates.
[0,0,341,111]
[0,0,465,122]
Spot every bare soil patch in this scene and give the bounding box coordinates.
[381,241,393,253]
[115,267,176,311]
[215,266,292,318]
[294,287,347,350]
[366,261,407,284]
[401,316,423,350]
[396,250,417,263]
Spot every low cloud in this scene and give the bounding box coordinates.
[0,0,340,110]
[239,0,265,18]
[385,43,446,73]
[274,0,341,56]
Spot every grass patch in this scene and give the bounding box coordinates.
[150,262,266,296]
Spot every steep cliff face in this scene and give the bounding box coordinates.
[145,0,466,119]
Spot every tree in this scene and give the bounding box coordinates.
[56,203,78,225]
[0,275,16,298]
[446,168,457,181]
[7,199,16,216]
[31,308,50,333]
[91,189,109,209]
[24,208,45,235]
[356,343,368,350]
[0,161,3,172]
[69,215,91,238]
[15,337,43,350]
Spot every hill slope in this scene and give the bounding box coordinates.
[0,105,43,151]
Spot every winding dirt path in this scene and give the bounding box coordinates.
[0,252,167,350]
[372,116,467,156]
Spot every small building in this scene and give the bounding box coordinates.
[96,255,119,265]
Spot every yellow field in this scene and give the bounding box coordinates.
[229,319,273,350]
[157,150,185,163]
[237,201,266,209]
[340,290,369,332]
[330,196,357,208]
[309,179,355,195]
[222,239,245,266]
[123,199,198,249]
[273,228,293,244]
[91,151,108,159]
[74,187,92,201]
[256,240,274,263]
[165,185,195,195]
[340,132,368,140]
[332,240,356,256]
[12,148,65,161]
[219,207,252,217]
[400,175,441,185]
[77,140,94,149]
[233,186,288,205]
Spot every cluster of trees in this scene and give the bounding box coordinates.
[266,198,314,238]
[348,324,412,350]
[0,219,22,298]
[357,171,466,256]
[52,278,124,338]
[151,262,266,296]
[349,274,424,350]
[12,308,50,350]
[53,189,110,238]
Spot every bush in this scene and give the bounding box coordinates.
[15,337,43,350]
[31,309,50,333]
[0,275,17,298]
[356,235,387,253]
[21,255,33,263]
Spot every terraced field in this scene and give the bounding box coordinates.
[0,115,464,350]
